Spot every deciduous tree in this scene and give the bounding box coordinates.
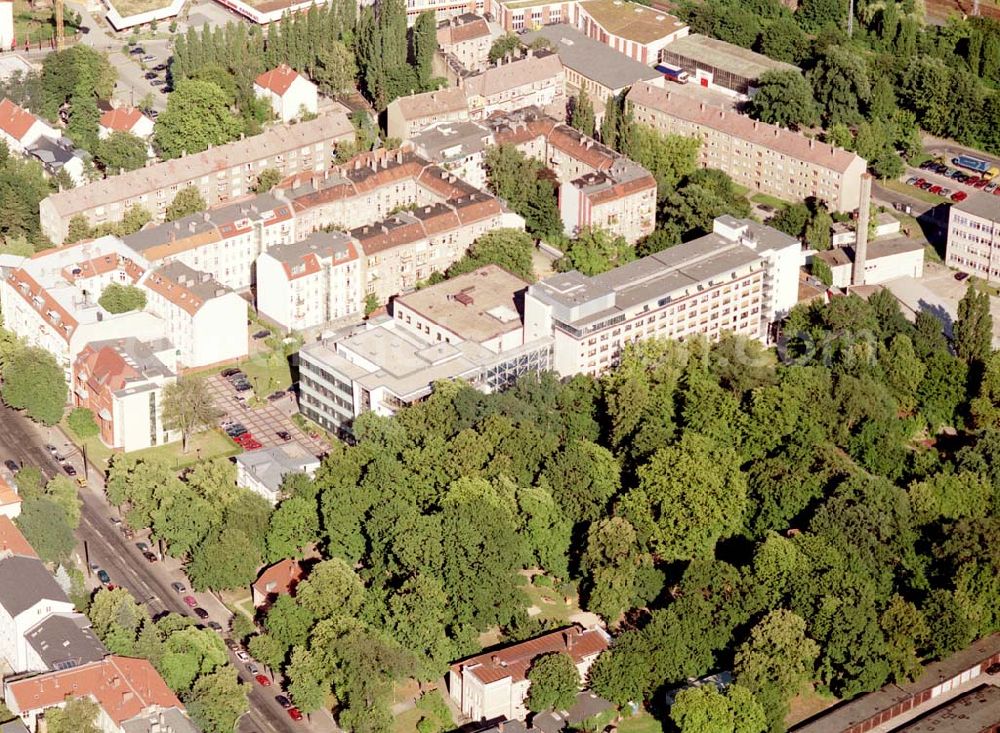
[750,70,820,129]
[526,653,579,713]
[161,376,222,452]
[96,131,148,173]
[1,346,67,425]
[165,186,207,222]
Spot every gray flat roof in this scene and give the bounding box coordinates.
[953,189,1000,221]
[663,33,799,79]
[896,684,1000,732]
[520,24,662,91]
[25,613,107,670]
[411,120,493,162]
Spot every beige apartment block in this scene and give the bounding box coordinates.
[947,191,1000,282]
[437,14,494,72]
[39,113,354,244]
[626,81,867,212]
[386,87,471,141]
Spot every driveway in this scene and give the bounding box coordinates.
[208,374,328,457]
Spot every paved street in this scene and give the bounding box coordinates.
[0,402,336,733]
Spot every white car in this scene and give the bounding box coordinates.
[236,650,250,662]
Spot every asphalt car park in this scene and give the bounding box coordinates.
[205,374,326,456]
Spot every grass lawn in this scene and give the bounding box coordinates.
[881,178,945,205]
[13,0,82,46]
[750,192,793,210]
[107,0,175,16]
[392,707,423,733]
[65,420,239,472]
[618,712,665,733]
[521,577,580,624]
[786,685,838,727]
[240,351,294,395]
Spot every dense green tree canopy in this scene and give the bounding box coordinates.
[2,346,67,425]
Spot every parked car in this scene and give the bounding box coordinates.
[987,182,998,193]
[929,185,942,194]
[255,675,271,687]
[97,569,111,584]
[45,444,58,455]
[975,178,990,189]
[288,708,303,722]
[912,178,926,187]
[144,71,158,80]
[143,54,155,61]
[236,649,251,662]
[267,391,285,401]
[144,551,158,563]
[277,431,291,441]
[247,662,260,675]
[225,425,247,437]
[153,63,168,71]
[952,191,969,202]
[905,176,919,185]
[955,271,971,281]
[77,476,87,488]
[208,621,223,632]
[221,368,242,378]
[233,381,253,392]
[919,181,934,190]
[193,607,209,619]
[3,459,19,473]
[241,439,262,450]
[225,638,239,651]
[62,464,77,476]
[275,695,292,709]
[939,188,952,197]
[253,330,270,339]
[150,79,166,87]
[183,595,198,607]
[129,46,145,55]
[171,582,186,593]
[967,176,983,186]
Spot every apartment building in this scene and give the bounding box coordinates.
[521,24,665,107]
[5,656,194,733]
[947,192,1000,282]
[39,112,354,244]
[574,0,688,64]
[627,81,867,212]
[660,33,799,98]
[488,107,657,241]
[448,625,610,722]
[254,64,319,123]
[142,262,248,370]
[0,555,76,672]
[524,216,801,377]
[387,87,471,142]
[256,230,362,331]
[0,241,166,375]
[410,120,495,190]
[437,14,495,72]
[462,51,566,119]
[72,337,180,451]
[298,266,552,434]
[122,191,296,291]
[489,0,572,31]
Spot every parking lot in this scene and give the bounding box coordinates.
[903,156,1000,204]
[205,374,328,458]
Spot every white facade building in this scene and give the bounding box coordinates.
[0,98,60,154]
[235,445,320,504]
[0,555,76,673]
[254,65,319,123]
[947,191,1000,282]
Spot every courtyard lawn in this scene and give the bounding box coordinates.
[618,712,665,733]
[240,351,294,395]
[65,421,239,472]
[750,192,793,210]
[521,576,580,625]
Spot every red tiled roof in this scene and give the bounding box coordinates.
[76,344,139,395]
[586,173,656,205]
[255,64,304,96]
[252,559,304,598]
[0,98,40,142]
[6,269,78,342]
[98,107,144,133]
[0,515,34,558]
[438,17,491,46]
[7,656,181,725]
[451,626,609,685]
[62,252,145,284]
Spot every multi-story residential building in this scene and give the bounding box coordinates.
[0,478,21,519]
[369,0,480,25]
[437,14,495,72]
[524,216,801,377]
[97,107,154,141]
[386,87,471,142]
[39,112,354,244]
[72,337,180,451]
[488,107,657,242]
[0,554,76,672]
[26,137,87,187]
[659,33,800,98]
[627,81,867,212]
[448,625,610,722]
[235,444,320,505]
[253,64,319,123]
[122,191,296,291]
[488,0,572,31]
[142,262,248,370]
[574,0,688,64]
[462,51,566,119]
[298,266,552,434]
[521,24,665,108]
[0,99,60,154]
[947,191,1000,282]
[0,241,166,376]
[256,230,362,331]
[410,120,495,190]
[5,656,194,733]
[23,614,107,674]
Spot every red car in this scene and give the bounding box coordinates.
[929,185,942,194]
[913,178,926,187]
[255,674,271,687]
[288,708,303,722]
[244,440,262,450]
[952,191,969,202]
[975,178,990,189]
[183,595,198,607]
[967,176,982,186]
